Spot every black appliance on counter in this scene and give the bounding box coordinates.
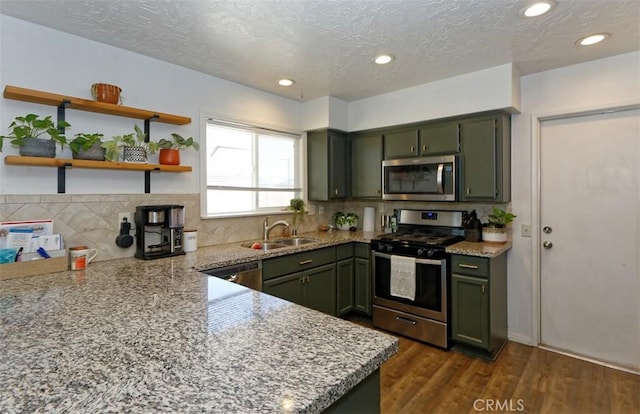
[135,205,185,260]
[371,209,466,349]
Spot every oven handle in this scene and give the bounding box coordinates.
[373,251,442,266]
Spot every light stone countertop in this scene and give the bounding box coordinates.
[0,230,397,413]
[446,240,512,258]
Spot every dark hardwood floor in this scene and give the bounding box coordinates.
[346,315,640,414]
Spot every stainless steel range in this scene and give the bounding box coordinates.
[371,209,466,349]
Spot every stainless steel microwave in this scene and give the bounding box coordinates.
[382,155,457,201]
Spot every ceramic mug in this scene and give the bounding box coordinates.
[69,246,98,270]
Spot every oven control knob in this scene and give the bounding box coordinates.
[386,244,393,252]
[427,250,434,257]
[417,248,425,256]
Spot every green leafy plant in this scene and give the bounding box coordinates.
[157,133,199,151]
[288,198,306,227]
[487,207,516,227]
[69,133,104,154]
[101,125,158,161]
[0,113,69,151]
[332,211,358,227]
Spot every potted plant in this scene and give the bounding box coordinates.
[482,207,516,243]
[102,125,158,163]
[288,198,306,235]
[156,133,199,165]
[69,133,105,160]
[0,113,69,157]
[332,211,358,231]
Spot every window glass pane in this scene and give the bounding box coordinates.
[204,119,301,217]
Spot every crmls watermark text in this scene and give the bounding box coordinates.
[473,399,525,412]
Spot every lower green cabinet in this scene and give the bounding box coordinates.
[354,243,371,315]
[451,253,507,360]
[264,263,337,316]
[337,258,354,316]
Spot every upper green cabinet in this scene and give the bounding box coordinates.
[351,132,383,198]
[307,129,349,201]
[459,114,511,202]
[383,128,419,158]
[419,122,460,155]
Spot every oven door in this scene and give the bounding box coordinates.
[372,251,448,322]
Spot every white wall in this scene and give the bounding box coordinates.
[509,51,640,344]
[0,15,302,194]
[348,63,520,131]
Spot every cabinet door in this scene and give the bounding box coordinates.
[354,257,371,315]
[451,273,489,350]
[307,129,348,200]
[459,118,497,200]
[419,122,460,155]
[383,128,419,158]
[263,273,304,306]
[328,131,348,199]
[303,263,337,316]
[351,133,383,198]
[337,258,354,316]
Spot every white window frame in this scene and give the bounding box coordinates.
[199,113,305,219]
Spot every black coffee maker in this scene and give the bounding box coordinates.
[135,205,185,260]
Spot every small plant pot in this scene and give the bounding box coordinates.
[482,226,508,243]
[91,83,121,105]
[336,220,357,231]
[122,146,147,163]
[159,148,180,165]
[19,138,56,158]
[72,142,106,161]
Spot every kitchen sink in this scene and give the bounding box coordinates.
[240,241,287,251]
[273,237,319,246]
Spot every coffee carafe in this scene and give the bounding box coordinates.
[135,205,185,259]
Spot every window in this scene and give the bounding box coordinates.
[203,118,302,217]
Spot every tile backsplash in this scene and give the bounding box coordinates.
[0,193,504,263]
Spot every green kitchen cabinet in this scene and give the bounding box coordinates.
[264,263,337,316]
[383,127,419,158]
[263,246,338,315]
[353,243,372,315]
[418,121,460,155]
[458,114,511,202]
[351,132,383,198]
[451,253,507,360]
[307,129,349,201]
[336,243,355,316]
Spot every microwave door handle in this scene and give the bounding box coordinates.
[436,163,445,194]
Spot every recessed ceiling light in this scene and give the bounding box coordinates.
[520,1,556,17]
[576,33,610,46]
[278,79,295,86]
[374,54,395,65]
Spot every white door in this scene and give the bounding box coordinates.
[540,108,640,372]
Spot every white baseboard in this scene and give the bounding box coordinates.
[508,332,535,346]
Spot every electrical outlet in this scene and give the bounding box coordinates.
[521,224,531,238]
[318,205,325,215]
[118,212,135,236]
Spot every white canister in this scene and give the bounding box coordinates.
[184,230,198,252]
[69,246,98,270]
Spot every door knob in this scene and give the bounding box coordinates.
[543,241,553,249]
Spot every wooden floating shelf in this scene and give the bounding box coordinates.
[3,85,191,125]
[4,156,192,173]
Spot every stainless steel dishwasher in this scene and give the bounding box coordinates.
[201,261,262,291]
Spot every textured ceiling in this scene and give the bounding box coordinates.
[1,0,639,102]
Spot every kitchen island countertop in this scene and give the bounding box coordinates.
[0,230,397,413]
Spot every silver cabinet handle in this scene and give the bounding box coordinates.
[458,264,479,269]
[410,145,415,153]
[299,259,313,265]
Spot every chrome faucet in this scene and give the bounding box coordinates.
[263,216,290,241]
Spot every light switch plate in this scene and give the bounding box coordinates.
[521,224,531,238]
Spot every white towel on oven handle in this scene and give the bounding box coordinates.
[390,255,416,301]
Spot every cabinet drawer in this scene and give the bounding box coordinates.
[452,255,489,278]
[336,243,354,261]
[354,242,370,258]
[263,247,336,280]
